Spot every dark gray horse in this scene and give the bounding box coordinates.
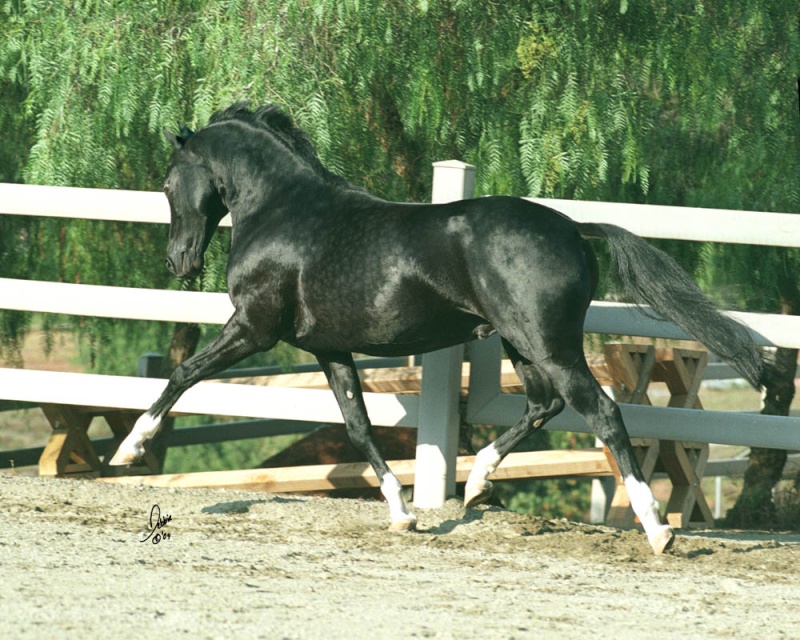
[111,103,765,554]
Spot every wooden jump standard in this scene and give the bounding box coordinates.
[603,343,714,528]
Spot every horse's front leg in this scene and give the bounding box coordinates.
[317,352,417,532]
[109,313,271,466]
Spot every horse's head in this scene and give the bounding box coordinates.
[161,127,227,278]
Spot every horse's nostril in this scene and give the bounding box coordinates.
[165,256,175,273]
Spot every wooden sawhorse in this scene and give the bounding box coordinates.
[38,404,161,478]
[602,343,714,529]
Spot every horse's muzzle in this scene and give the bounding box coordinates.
[165,250,203,278]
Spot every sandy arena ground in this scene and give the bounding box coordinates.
[1,474,799,639]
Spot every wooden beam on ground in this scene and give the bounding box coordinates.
[97,449,612,493]
[230,359,612,395]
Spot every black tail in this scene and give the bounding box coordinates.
[579,222,764,388]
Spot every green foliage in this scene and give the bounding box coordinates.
[515,2,799,207]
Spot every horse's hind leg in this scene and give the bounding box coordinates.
[464,340,565,507]
[109,312,270,465]
[317,351,417,532]
[541,356,674,555]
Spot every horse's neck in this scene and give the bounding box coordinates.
[202,138,362,229]
[222,163,338,230]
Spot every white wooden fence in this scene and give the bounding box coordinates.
[1,164,800,508]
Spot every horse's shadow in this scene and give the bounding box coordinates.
[421,506,490,536]
[201,495,304,515]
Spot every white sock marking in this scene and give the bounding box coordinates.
[624,475,671,544]
[131,412,162,442]
[470,443,501,484]
[110,412,163,464]
[380,473,415,525]
[464,443,501,504]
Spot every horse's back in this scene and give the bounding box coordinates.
[408,196,593,302]
[373,195,586,277]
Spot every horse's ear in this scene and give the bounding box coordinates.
[163,128,184,150]
[163,125,195,150]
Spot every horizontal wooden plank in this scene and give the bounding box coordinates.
[235,360,528,394]
[238,359,611,394]
[472,448,611,482]
[585,302,800,349]
[680,453,800,479]
[3,183,797,247]
[0,419,323,469]
[0,183,169,222]
[0,278,234,324]
[0,182,231,227]
[97,449,613,492]
[528,197,800,248]
[0,368,419,428]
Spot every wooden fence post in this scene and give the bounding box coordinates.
[413,161,475,509]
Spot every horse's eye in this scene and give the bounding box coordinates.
[163,184,170,194]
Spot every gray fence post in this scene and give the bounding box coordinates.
[413,160,476,509]
[137,352,165,378]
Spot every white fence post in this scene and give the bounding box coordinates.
[414,160,476,509]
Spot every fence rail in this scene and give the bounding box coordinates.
[527,197,800,247]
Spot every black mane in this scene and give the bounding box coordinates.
[208,102,362,192]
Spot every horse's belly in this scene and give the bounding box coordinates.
[289,308,494,357]
[357,322,494,357]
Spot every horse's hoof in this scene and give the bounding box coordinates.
[648,525,675,555]
[388,514,417,533]
[464,480,493,508]
[107,443,143,466]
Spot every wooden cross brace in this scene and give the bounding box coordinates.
[38,404,160,478]
[602,343,714,529]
